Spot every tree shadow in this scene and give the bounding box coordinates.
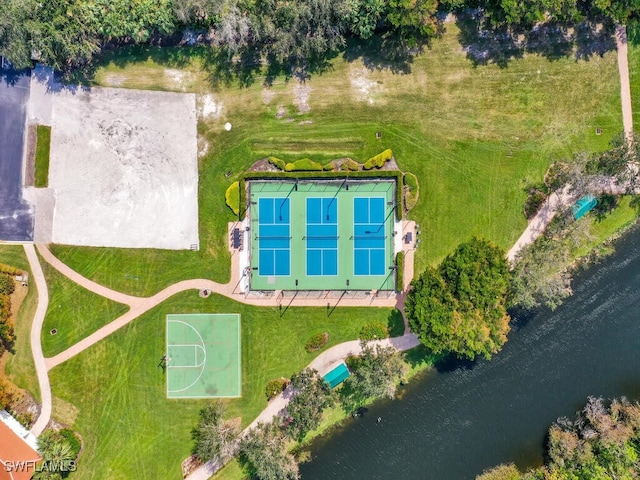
[434,352,478,373]
[456,10,616,68]
[341,34,424,74]
[387,309,405,337]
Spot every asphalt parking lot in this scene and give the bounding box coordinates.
[0,68,33,241]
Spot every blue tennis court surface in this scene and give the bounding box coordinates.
[306,197,338,276]
[354,197,386,275]
[258,197,290,276]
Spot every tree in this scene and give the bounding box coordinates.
[509,236,573,311]
[406,238,512,360]
[240,421,299,480]
[191,401,240,464]
[285,368,334,442]
[385,0,439,46]
[251,0,350,67]
[341,343,406,411]
[346,0,386,39]
[476,463,521,480]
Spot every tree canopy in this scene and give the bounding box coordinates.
[191,401,240,464]
[405,238,511,360]
[240,421,299,480]
[285,368,335,442]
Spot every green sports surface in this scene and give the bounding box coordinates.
[248,179,397,291]
[166,314,241,398]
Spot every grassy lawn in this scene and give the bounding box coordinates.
[571,196,639,258]
[34,125,51,188]
[49,291,397,479]
[50,23,621,296]
[39,256,129,358]
[0,245,40,401]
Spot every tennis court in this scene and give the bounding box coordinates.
[166,314,241,399]
[249,180,397,291]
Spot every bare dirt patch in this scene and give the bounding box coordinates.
[293,84,311,113]
[199,94,223,120]
[262,88,276,105]
[350,69,383,105]
[164,69,197,91]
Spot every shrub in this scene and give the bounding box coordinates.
[341,158,360,171]
[403,172,419,211]
[524,189,547,219]
[395,251,404,292]
[323,161,335,171]
[59,428,82,458]
[305,332,329,352]
[268,157,287,170]
[284,158,323,171]
[0,274,15,296]
[225,182,240,216]
[363,149,393,170]
[0,263,20,276]
[359,322,389,341]
[265,378,289,400]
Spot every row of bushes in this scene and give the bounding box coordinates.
[241,170,404,221]
[395,251,405,292]
[0,263,20,276]
[268,150,394,173]
[363,149,393,170]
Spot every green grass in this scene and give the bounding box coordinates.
[0,245,40,401]
[49,291,395,479]
[39,257,129,358]
[34,125,51,188]
[571,196,639,258]
[49,23,622,295]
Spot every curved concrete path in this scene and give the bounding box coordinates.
[617,24,634,142]
[24,244,51,436]
[185,333,420,480]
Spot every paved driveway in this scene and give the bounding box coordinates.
[0,69,33,241]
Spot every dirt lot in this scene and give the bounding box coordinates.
[48,87,199,249]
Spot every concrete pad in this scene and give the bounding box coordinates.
[49,87,199,249]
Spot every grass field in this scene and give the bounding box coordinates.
[39,257,129,358]
[0,245,40,402]
[49,291,400,479]
[34,125,51,188]
[49,23,622,297]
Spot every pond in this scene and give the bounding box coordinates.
[301,227,640,479]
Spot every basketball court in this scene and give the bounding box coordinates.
[166,314,241,399]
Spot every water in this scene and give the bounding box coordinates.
[301,228,640,480]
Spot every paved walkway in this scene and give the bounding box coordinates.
[23,244,51,436]
[617,25,634,142]
[185,333,420,480]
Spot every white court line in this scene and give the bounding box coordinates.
[167,320,207,394]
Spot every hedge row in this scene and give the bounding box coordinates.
[242,170,403,220]
[363,149,393,170]
[395,251,404,292]
[238,177,247,221]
